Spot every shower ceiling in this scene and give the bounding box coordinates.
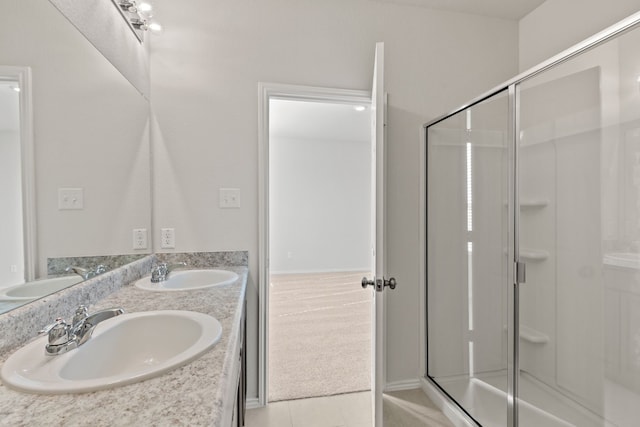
[368,0,546,20]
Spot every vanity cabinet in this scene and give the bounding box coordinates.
[232,300,247,427]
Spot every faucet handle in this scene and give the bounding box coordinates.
[72,305,89,328]
[66,266,90,279]
[39,318,70,345]
[94,265,108,275]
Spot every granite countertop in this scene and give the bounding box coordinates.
[0,266,247,427]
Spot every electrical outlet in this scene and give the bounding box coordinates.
[161,228,175,249]
[219,188,241,208]
[133,228,148,250]
[58,188,84,210]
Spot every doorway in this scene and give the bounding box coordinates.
[258,84,374,406]
[0,66,34,302]
[0,80,24,289]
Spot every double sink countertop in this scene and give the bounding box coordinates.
[0,256,247,426]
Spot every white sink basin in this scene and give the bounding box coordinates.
[135,269,238,292]
[1,310,222,394]
[0,276,83,301]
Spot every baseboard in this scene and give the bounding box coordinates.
[420,377,477,427]
[245,397,261,410]
[385,379,421,392]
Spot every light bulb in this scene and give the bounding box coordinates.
[138,2,152,12]
[147,21,162,33]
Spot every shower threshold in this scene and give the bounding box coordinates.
[433,371,610,427]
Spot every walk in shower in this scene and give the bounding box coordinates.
[426,12,640,427]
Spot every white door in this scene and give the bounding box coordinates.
[362,41,395,427]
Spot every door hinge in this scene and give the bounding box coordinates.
[516,261,526,284]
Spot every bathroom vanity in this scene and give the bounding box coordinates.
[0,255,247,427]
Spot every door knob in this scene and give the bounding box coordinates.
[385,277,397,290]
[362,277,375,289]
[362,277,397,291]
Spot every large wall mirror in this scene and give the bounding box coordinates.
[0,1,151,314]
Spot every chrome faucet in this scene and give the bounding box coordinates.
[150,261,187,283]
[39,305,125,356]
[65,264,108,280]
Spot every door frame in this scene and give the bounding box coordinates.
[0,66,35,282]
[257,82,372,406]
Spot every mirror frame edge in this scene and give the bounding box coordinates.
[0,66,36,282]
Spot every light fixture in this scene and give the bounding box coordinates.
[117,1,162,38]
[137,2,153,13]
[147,22,162,33]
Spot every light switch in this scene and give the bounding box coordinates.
[58,188,84,210]
[219,188,241,208]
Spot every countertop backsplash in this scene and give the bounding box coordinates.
[0,251,249,358]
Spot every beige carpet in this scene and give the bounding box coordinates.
[268,271,372,402]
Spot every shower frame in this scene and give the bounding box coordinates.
[423,10,640,427]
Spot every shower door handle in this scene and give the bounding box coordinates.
[362,277,397,292]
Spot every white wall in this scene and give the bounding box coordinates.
[270,136,371,274]
[0,1,151,278]
[0,128,23,288]
[519,0,640,71]
[150,0,518,399]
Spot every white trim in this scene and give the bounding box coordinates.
[419,121,427,382]
[258,82,371,406]
[268,267,371,275]
[0,66,35,282]
[245,397,261,410]
[385,379,421,392]
[420,377,477,427]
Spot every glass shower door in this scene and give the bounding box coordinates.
[517,23,640,427]
[427,90,510,426]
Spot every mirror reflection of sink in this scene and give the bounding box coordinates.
[135,269,238,292]
[1,310,222,394]
[0,276,83,301]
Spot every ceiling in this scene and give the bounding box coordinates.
[270,99,371,143]
[370,0,546,20]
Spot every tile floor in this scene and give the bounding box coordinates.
[245,389,453,427]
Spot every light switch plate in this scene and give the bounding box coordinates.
[219,188,241,208]
[58,188,84,210]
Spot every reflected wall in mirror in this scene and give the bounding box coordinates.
[0,0,151,314]
[0,78,24,288]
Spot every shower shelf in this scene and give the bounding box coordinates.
[502,324,549,344]
[502,199,549,209]
[520,199,549,209]
[520,325,549,344]
[519,249,549,261]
